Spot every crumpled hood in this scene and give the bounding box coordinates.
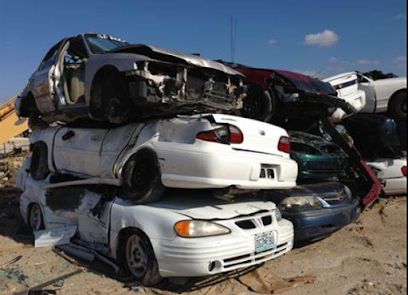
[277,182,348,197]
[262,182,351,203]
[274,69,337,95]
[147,194,275,220]
[110,44,243,76]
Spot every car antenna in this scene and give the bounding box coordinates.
[230,16,237,62]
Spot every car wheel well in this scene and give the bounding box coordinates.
[388,89,407,120]
[90,65,131,123]
[120,147,165,203]
[27,202,44,230]
[30,141,50,180]
[116,226,162,286]
[91,65,120,88]
[20,92,40,117]
[117,226,150,255]
[89,65,120,119]
[241,83,275,122]
[388,88,407,106]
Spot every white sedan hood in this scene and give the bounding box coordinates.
[147,194,275,220]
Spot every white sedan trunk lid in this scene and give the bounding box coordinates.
[211,114,289,157]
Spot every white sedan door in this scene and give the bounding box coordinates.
[358,74,377,113]
[53,127,108,178]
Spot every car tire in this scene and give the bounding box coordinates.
[28,203,44,232]
[121,149,165,204]
[30,142,50,181]
[118,229,162,286]
[90,70,131,124]
[388,91,407,120]
[240,84,276,122]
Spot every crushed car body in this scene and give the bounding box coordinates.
[340,114,407,195]
[259,182,360,243]
[289,131,348,183]
[323,71,407,120]
[17,164,294,285]
[216,62,354,124]
[367,158,407,195]
[16,33,246,124]
[342,114,404,160]
[29,113,298,203]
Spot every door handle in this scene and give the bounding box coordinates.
[62,130,75,140]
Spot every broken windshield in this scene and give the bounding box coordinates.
[85,34,129,54]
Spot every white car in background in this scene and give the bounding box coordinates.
[29,113,298,203]
[323,71,407,121]
[17,166,294,286]
[368,158,407,195]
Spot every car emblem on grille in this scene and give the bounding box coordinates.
[259,130,266,136]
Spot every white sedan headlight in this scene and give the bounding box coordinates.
[280,196,322,209]
[174,220,231,238]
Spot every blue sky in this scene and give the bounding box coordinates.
[0,0,406,102]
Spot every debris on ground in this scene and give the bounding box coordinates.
[34,226,77,248]
[237,268,315,293]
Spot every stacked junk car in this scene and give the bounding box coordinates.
[11,33,406,286]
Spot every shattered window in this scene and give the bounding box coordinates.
[84,34,128,54]
[38,40,63,70]
[291,142,320,155]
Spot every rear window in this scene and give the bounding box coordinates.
[291,142,320,155]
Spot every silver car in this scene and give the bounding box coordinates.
[16,33,246,124]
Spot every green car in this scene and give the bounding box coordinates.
[289,131,349,183]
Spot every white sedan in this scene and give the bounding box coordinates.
[368,158,407,195]
[29,113,298,203]
[17,163,294,286]
[323,71,407,121]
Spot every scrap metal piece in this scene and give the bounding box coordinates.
[0,255,22,269]
[34,225,77,247]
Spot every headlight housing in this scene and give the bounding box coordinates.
[344,185,353,199]
[174,220,231,238]
[275,207,282,221]
[280,196,322,210]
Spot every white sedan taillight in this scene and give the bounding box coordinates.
[278,136,291,153]
[402,166,407,177]
[196,125,243,144]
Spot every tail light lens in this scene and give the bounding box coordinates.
[229,125,244,144]
[402,166,407,177]
[196,125,243,144]
[278,136,291,153]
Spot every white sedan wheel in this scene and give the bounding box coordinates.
[29,204,43,231]
[126,234,148,279]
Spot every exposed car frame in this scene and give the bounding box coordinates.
[16,33,246,124]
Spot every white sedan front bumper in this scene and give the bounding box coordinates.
[151,216,294,277]
[157,145,298,190]
[382,177,407,195]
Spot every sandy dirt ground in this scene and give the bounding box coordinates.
[0,152,406,295]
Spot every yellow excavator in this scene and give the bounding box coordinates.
[0,97,28,145]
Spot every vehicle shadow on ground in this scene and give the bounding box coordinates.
[0,187,34,245]
[151,265,261,293]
